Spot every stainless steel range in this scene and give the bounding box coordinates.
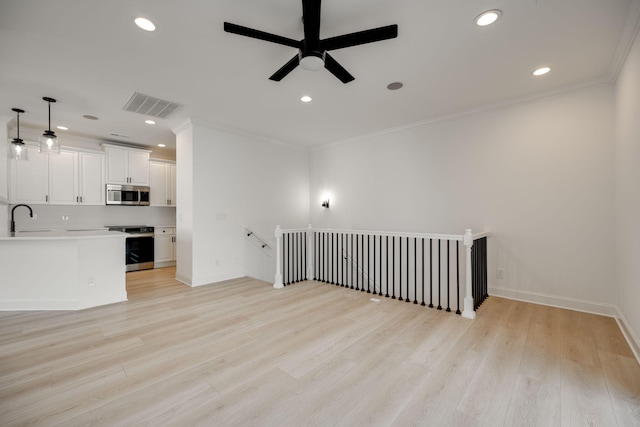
[107,225,155,271]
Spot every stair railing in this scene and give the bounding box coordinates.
[274,226,489,318]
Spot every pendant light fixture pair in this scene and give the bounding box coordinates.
[9,96,60,160]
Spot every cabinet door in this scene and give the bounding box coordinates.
[49,150,78,205]
[149,162,168,206]
[169,163,177,206]
[105,147,129,184]
[154,235,174,262]
[79,152,104,205]
[10,146,48,204]
[128,150,150,185]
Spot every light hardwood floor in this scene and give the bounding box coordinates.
[1,267,639,426]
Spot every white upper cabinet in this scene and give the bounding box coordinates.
[149,160,176,206]
[78,152,105,205]
[9,146,104,205]
[49,150,78,205]
[9,146,48,204]
[104,145,150,185]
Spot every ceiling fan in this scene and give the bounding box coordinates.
[223,0,398,84]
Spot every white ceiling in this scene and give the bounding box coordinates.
[1,0,639,152]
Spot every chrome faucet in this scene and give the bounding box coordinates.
[10,204,33,233]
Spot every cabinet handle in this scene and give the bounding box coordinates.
[80,196,83,203]
[76,196,79,203]
[46,195,49,203]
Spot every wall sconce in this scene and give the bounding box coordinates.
[321,199,330,208]
[10,108,28,160]
[39,97,60,155]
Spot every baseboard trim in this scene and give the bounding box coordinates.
[0,292,127,311]
[615,312,640,366]
[489,285,640,365]
[489,286,618,317]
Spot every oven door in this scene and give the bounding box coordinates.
[125,233,154,271]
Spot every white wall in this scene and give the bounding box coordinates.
[176,121,309,286]
[310,85,616,313]
[615,29,640,352]
[0,115,8,230]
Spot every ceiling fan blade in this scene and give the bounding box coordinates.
[269,55,301,81]
[302,0,321,46]
[324,53,354,84]
[321,24,398,51]
[224,22,300,48]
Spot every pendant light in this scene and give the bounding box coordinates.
[10,108,28,160]
[39,97,60,155]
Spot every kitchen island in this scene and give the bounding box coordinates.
[0,229,127,310]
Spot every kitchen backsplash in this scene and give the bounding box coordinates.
[9,204,176,231]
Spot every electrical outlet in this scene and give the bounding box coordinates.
[88,277,95,286]
[62,215,69,220]
[497,269,505,279]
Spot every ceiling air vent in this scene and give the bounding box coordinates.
[123,92,182,119]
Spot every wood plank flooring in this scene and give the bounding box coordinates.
[1,267,639,426]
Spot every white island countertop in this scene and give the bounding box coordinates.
[0,229,125,240]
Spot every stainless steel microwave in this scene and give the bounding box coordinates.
[106,184,150,206]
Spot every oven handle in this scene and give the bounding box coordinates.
[126,232,155,238]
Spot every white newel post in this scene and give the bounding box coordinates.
[273,225,284,289]
[462,228,476,319]
[307,224,314,280]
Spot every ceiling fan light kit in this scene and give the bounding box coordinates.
[224,0,398,83]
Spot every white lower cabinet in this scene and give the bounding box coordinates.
[154,226,176,267]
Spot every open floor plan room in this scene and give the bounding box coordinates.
[0,267,638,426]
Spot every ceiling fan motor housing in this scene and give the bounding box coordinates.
[299,51,325,71]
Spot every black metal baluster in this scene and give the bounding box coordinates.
[367,235,371,293]
[446,240,451,312]
[405,236,410,302]
[350,233,354,289]
[288,233,292,285]
[329,232,333,284]
[304,231,307,280]
[429,239,433,308]
[456,240,461,314]
[414,237,418,304]
[386,236,390,298]
[321,231,324,282]
[361,234,365,292]
[398,237,403,301]
[421,238,426,306]
[334,232,338,285]
[341,233,345,287]
[373,235,376,295]
[355,234,359,291]
[437,239,442,310]
[392,236,396,299]
[314,232,317,280]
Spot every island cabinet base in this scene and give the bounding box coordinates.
[0,233,127,310]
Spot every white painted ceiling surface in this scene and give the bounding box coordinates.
[1,0,639,150]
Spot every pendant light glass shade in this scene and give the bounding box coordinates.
[10,108,28,161]
[39,97,60,155]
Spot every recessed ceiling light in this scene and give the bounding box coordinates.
[387,82,403,90]
[475,10,502,26]
[145,119,156,125]
[134,17,156,32]
[56,126,68,130]
[83,114,99,120]
[301,95,312,103]
[157,144,166,147]
[533,66,551,76]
